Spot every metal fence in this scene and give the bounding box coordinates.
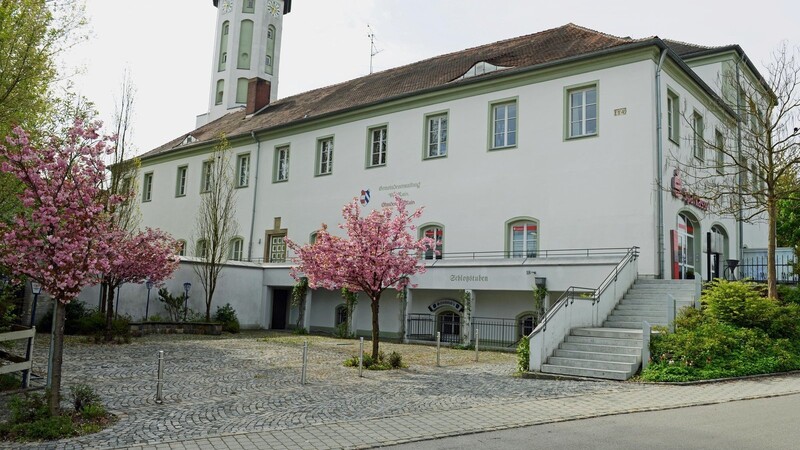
[739,254,798,284]
[471,317,521,349]
[406,313,462,343]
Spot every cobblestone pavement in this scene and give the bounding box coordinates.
[4,332,800,449]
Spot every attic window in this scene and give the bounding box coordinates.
[456,61,510,81]
[181,135,197,146]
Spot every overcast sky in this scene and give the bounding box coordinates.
[62,0,799,154]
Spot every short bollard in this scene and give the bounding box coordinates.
[474,328,480,362]
[301,340,308,385]
[358,337,364,378]
[436,331,441,367]
[155,350,164,404]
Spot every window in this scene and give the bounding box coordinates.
[142,172,153,202]
[518,314,535,338]
[175,166,187,197]
[236,153,250,187]
[177,240,187,257]
[201,160,213,193]
[274,146,290,182]
[667,90,679,143]
[242,0,255,13]
[426,113,448,158]
[237,20,254,69]
[316,137,334,175]
[267,234,286,263]
[692,112,704,161]
[508,219,538,258]
[715,130,725,174]
[421,225,443,260]
[218,21,229,71]
[437,311,461,341]
[229,238,244,261]
[367,126,387,167]
[335,305,348,327]
[265,25,276,74]
[568,85,597,138]
[196,239,208,259]
[491,100,517,149]
[236,78,248,104]
[309,231,318,244]
[215,79,224,105]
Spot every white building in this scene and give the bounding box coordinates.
[93,1,769,352]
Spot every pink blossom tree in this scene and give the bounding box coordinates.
[286,194,434,359]
[0,120,115,413]
[101,227,180,338]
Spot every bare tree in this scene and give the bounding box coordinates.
[673,43,800,298]
[99,71,142,333]
[193,135,239,321]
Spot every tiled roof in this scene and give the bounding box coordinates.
[663,39,726,57]
[141,24,648,159]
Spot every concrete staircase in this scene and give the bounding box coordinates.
[541,279,695,380]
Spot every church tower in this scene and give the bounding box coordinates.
[199,0,292,126]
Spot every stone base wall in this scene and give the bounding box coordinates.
[130,322,223,337]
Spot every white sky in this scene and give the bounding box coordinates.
[62,0,799,154]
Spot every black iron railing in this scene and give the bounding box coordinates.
[406,313,462,343]
[471,317,522,349]
[738,255,798,284]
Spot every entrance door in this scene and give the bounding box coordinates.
[677,213,695,279]
[271,288,290,329]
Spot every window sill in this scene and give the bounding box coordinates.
[424,153,447,160]
[489,144,517,151]
[566,132,598,141]
[273,178,289,184]
[366,163,386,169]
[315,172,333,177]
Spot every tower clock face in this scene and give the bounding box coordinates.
[267,0,282,17]
[221,0,233,14]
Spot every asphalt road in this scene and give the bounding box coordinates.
[385,393,800,450]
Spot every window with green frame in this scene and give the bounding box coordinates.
[491,101,517,149]
[568,85,597,138]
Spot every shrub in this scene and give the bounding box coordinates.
[8,391,49,424]
[387,351,404,369]
[70,384,100,413]
[0,373,19,391]
[516,336,530,372]
[777,285,800,306]
[157,288,186,322]
[213,303,240,333]
[12,414,74,440]
[147,313,164,322]
[79,404,106,420]
[38,301,95,334]
[702,280,776,331]
[292,327,308,335]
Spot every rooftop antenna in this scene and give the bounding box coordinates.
[367,24,383,74]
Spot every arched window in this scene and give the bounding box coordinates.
[309,231,318,244]
[676,212,698,279]
[507,218,538,258]
[334,304,347,327]
[196,239,208,259]
[420,225,443,260]
[177,240,187,257]
[229,237,244,261]
[215,79,224,105]
[218,21,230,71]
[236,78,248,104]
[237,20,254,69]
[517,313,535,338]
[265,25,276,74]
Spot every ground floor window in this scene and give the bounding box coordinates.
[676,213,696,279]
[518,314,535,338]
[437,311,461,341]
[335,304,347,327]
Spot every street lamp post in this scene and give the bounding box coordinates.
[183,282,191,321]
[145,280,154,321]
[30,281,42,328]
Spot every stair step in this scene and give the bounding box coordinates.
[606,314,666,323]
[564,335,643,347]
[560,342,642,355]
[616,303,667,311]
[604,321,666,329]
[553,349,639,364]
[612,308,666,316]
[541,364,632,380]
[571,327,643,339]
[547,356,638,372]
[634,279,695,285]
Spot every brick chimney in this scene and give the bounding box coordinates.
[246,78,271,115]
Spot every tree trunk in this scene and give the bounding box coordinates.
[47,301,66,415]
[370,294,380,359]
[105,284,116,341]
[768,195,778,298]
[99,283,107,313]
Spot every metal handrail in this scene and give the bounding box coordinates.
[531,246,639,335]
